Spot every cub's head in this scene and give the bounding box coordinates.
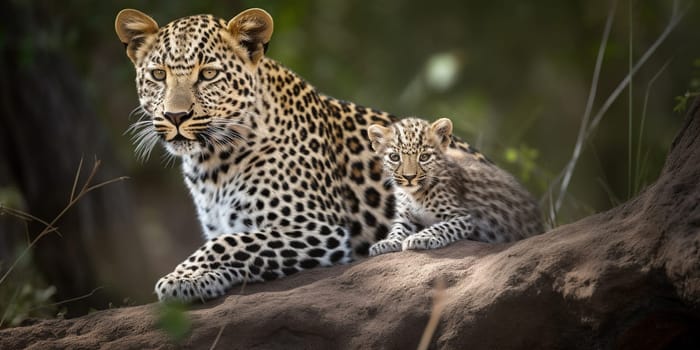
[115,8,273,157]
[368,118,453,193]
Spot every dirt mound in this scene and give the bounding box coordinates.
[2,99,699,349]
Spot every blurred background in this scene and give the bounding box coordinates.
[0,0,698,324]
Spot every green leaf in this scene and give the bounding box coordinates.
[674,94,689,113]
[156,302,191,343]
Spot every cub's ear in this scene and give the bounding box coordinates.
[228,8,274,63]
[430,118,453,150]
[367,124,391,153]
[115,9,159,64]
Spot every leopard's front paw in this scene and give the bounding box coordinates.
[369,239,403,256]
[402,234,443,251]
[154,269,228,303]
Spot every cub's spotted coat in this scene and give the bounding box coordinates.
[367,118,543,255]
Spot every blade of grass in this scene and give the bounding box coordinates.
[585,137,620,207]
[69,156,84,202]
[596,178,622,208]
[550,0,617,223]
[635,59,671,193]
[638,150,652,190]
[584,4,686,140]
[627,0,634,199]
[0,286,22,328]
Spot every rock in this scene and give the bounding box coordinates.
[2,99,699,349]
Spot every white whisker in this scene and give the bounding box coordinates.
[201,111,257,153]
[125,105,262,161]
[125,107,161,162]
[160,151,178,168]
[128,105,150,122]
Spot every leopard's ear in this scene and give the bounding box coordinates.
[368,124,391,153]
[430,118,453,150]
[228,8,274,63]
[115,9,159,64]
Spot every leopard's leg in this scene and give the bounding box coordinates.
[402,215,476,250]
[369,218,416,256]
[155,224,351,302]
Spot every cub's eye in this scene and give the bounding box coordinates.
[151,69,166,81]
[199,68,219,81]
[388,153,400,162]
[419,153,431,162]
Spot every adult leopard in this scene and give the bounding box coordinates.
[115,8,483,302]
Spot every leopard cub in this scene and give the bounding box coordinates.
[367,117,543,255]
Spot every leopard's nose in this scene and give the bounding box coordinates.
[404,174,416,184]
[164,110,193,126]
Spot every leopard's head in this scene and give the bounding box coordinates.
[115,8,273,158]
[368,118,453,193]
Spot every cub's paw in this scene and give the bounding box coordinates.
[154,269,229,303]
[369,239,403,256]
[402,234,443,251]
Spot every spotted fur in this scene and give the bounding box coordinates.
[115,8,487,302]
[367,117,544,255]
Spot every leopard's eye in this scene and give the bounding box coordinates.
[388,153,400,162]
[199,68,219,81]
[419,153,431,162]
[151,69,166,81]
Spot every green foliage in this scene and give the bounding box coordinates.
[0,188,51,328]
[674,59,700,113]
[504,145,539,183]
[0,247,57,328]
[674,91,700,114]
[0,186,24,209]
[156,301,191,343]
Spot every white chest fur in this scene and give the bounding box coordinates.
[181,156,258,240]
[396,188,441,227]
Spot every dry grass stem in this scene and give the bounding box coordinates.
[549,0,617,222]
[28,286,104,313]
[0,157,128,286]
[417,278,447,350]
[209,325,226,350]
[549,1,688,221]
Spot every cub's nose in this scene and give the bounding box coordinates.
[403,174,416,184]
[163,111,193,126]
